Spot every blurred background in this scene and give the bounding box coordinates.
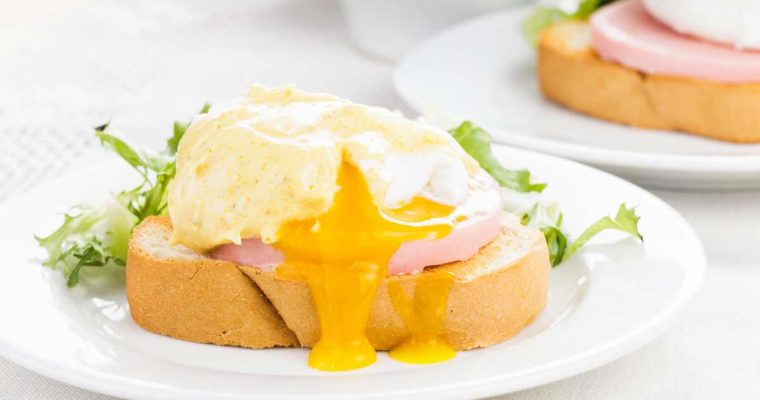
[0,0,529,201]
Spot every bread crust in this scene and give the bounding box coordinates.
[126,217,299,348]
[127,215,550,351]
[537,21,760,143]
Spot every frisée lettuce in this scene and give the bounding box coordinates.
[35,105,209,287]
[448,121,642,266]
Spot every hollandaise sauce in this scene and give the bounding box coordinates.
[274,161,456,371]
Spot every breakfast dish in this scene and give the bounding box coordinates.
[394,5,760,190]
[130,86,551,370]
[34,85,645,372]
[530,0,760,143]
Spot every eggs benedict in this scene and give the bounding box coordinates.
[126,85,550,371]
[528,0,760,142]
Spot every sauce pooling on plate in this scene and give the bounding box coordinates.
[275,160,457,371]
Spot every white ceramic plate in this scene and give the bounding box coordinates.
[0,146,704,400]
[394,7,760,191]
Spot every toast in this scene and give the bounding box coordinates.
[537,21,760,143]
[126,215,550,350]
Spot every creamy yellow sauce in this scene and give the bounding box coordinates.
[168,85,478,251]
[274,160,455,371]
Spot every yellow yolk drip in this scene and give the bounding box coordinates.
[382,197,460,224]
[387,272,457,364]
[274,161,454,371]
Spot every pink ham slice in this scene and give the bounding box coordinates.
[212,184,504,276]
[591,0,760,83]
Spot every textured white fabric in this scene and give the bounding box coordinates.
[1,1,759,399]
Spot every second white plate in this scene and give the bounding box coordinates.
[394,6,760,190]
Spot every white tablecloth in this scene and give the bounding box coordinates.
[1,1,759,399]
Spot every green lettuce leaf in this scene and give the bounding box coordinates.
[167,103,210,155]
[522,0,619,46]
[574,0,617,18]
[449,122,546,193]
[36,104,210,287]
[523,7,569,46]
[562,204,642,262]
[35,194,138,287]
[521,202,567,266]
[95,126,176,219]
[96,126,174,175]
[454,121,642,266]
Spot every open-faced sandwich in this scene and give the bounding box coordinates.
[130,85,552,370]
[525,0,760,143]
[36,85,642,371]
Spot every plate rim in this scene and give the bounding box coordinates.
[393,6,760,175]
[0,147,707,400]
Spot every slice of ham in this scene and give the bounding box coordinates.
[590,0,760,83]
[212,181,504,276]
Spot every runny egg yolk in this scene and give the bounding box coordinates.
[387,271,457,364]
[274,160,458,371]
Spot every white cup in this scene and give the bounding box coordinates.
[340,0,532,60]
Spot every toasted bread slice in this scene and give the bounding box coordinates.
[127,215,550,351]
[537,21,760,143]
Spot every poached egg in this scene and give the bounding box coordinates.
[643,0,760,50]
[169,85,482,251]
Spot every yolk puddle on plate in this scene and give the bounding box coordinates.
[387,271,456,364]
[274,160,456,371]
